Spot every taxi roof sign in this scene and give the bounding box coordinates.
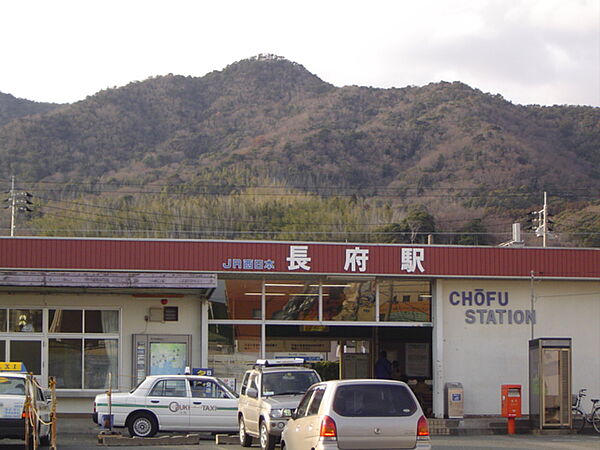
[0,362,27,372]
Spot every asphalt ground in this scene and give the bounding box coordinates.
[2,433,599,449]
[1,417,598,449]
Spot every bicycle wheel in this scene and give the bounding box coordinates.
[572,407,586,432]
[592,408,600,433]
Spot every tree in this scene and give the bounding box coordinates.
[402,206,435,243]
[455,219,487,245]
[375,205,435,243]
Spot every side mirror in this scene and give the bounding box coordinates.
[247,387,258,399]
[290,409,298,420]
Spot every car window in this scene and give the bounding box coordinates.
[306,386,325,416]
[216,378,238,398]
[262,371,319,396]
[189,379,229,398]
[294,387,315,418]
[0,377,26,395]
[333,384,417,417]
[249,374,258,393]
[240,372,250,395]
[149,379,188,397]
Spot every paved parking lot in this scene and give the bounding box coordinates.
[2,433,596,450]
[2,417,598,449]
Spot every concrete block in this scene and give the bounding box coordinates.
[97,433,201,446]
[215,434,239,444]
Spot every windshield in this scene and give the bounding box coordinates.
[0,376,26,396]
[262,371,320,397]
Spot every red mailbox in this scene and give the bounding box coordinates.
[501,384,522,417]
[501,384,522,434]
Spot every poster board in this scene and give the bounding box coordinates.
[405,343,430,377]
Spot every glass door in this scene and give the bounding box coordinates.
[541,348,571,427]
[8,339,44,378]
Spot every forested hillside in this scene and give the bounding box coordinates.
[0,92,61,127]
[1,55,599,246]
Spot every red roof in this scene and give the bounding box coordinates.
[0,237,598,279]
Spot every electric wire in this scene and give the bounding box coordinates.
[35,195,516,229]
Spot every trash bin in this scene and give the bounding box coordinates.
[444,382,464,419]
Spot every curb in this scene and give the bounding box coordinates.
[97,433,201,446]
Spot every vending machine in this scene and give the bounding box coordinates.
[132,334,192,386]
[528,337,572,429]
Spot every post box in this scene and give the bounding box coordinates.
[501,384,522,418]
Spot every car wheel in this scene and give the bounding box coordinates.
[128,412,158,437]
[239,416,253,447]
[260,420,276,450]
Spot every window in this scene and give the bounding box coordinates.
[10,341,41,375]
[163,307,178,322]
[0,309,6,332]
[249,374,258,393]
[307,386,325,416]
[240,372,250,395]
[322,281,376,321]
[84,339,118,389]
[190,379,228,398]
[49,310,82,333]
[49,339,82,388]
[265,280,319,321]
[150,379,188,397]
[0,376,26,395]
[295,387,315,418]
[45,309,119,390]
[379,280,431,322]
[85,310,119,333]
[9,309,42,332]
[333,384,417,417]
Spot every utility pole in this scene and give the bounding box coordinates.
[5,176,33,236]
[9,176,16,237]
[530,270,535,339]
[525,192,552,247]
[539,192,555,247]
[542,192,548,248]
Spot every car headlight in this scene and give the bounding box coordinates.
[270,408,293,419]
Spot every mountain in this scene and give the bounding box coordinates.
[0,92,62,127]
[0,54,599,243]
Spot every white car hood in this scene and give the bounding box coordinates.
[264,394,304,410]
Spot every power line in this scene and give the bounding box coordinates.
[8,180,600,199]
[36,196,516,230]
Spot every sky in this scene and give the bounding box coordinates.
[1,0,598,106]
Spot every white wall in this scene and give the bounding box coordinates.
[2,290,203,413]
[439,279,600,416]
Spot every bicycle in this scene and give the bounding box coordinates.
[572,388,600,433]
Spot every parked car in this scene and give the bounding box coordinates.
[0,366,52,447]
[237,359,322,450]
[93,374,238,437]
[280,379,431,450]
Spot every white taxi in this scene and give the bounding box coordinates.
[0,363,52,447]
[93,375,239,437]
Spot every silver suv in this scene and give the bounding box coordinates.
[237,359,321,450]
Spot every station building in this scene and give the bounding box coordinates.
[0,236,598,418]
